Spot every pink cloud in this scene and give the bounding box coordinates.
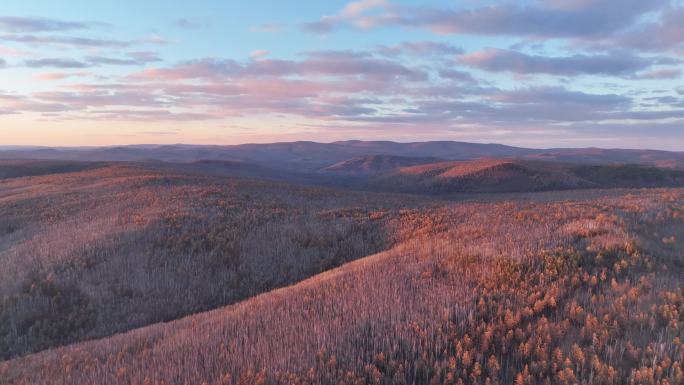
[0,44,32,57]
[34,71,93,81]
[249,50,270,60]
[128,53,426,82]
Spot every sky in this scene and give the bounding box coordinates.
[0,0,683,149]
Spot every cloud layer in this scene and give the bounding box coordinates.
[0,16,90,32]
[0,1,683,147]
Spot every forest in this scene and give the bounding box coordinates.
[1,162,683,385]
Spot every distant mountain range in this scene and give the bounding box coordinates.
[2,140,683,171]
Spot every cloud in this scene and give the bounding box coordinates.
[25,78,385,121]
[5,4,684,147]
[4,27,682,144]
[25,58,90,68]
[82,54,657,128]
[303,0,670,45]
[437,69,478,84]
[340,0,390,17]
[376,41,462,56]
[303,0,393,33]
[0,92,74,113]
[12,42,671,129]
[129,58,242,80]
[33,88,167,109]
[139,130,180,135]
[0,58,5,68]
[458,48,659,77]
[301,50,372,60]
[85,52,162,66]
[250,50,270,60]
[13,64,684,131]
[405,1,665,38]
[70,109,216,122]
[392,86,635,125]
[126,51,162,63]
[173,18,208,30]
[0,16,89,32]
[635,68,682,80]
[17,58,403,121]
[297,53,427,80]
[129,52,427,81]
[24,51,161,69]
[488,86,631,109]
[612,5,684,52]
[33,72,93,81]
[1,34,133,48]
[85,56,141,66]
[0,44,31,57]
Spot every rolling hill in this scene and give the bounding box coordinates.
[368,159,684,193]
[0,163,424,360]
[0,160,106,180]
[324,155,442,174]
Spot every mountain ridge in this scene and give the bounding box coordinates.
[2,140,683,172]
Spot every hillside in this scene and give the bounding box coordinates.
[0,160,105,180]
[528,147,684,168]
[371,159,684,194]
[149,159,323,184]
[0,164,424,359]
[572,163,684,187]
[3,188,683,385]
[324,155,442,174]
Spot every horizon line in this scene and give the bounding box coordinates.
[1,140,683,153]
